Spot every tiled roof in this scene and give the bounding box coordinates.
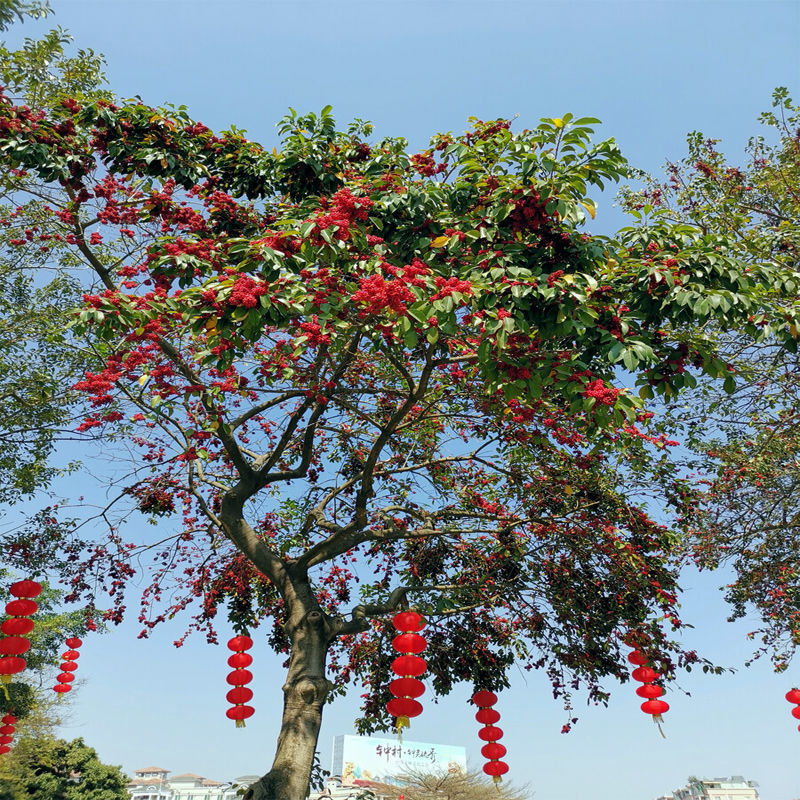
[171,773,205,780]
[202,779,224,786]
[135,767,169,773]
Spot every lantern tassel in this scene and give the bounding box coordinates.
[395,715,410,742]
[653,714,666,738]
[493,775,502,791]
[0,677,9,702]
[235,719,246,729]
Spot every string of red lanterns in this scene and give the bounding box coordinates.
[628,647,669,736]
[386,611,427,735]
[471,690,509,784]
[226,635,255,727]
[0,580,42,696]
[785,688,800,730]
[0,714,16,756]
[52,638,83,696]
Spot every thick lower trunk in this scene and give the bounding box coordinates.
[244,610,333,800]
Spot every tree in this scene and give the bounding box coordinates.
[0,735,128,800]
[367,769,530,800]
[621,87,800,669]
[0,80,798,800]
[0,0,111,502]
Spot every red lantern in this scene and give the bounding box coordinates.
[481,742,507,760]
[483,761,509,777]
[0,736,11,745]
[475,708,501,725]
[391,654,426,677]
[51,637,83,697]
[791,707,800,721]
[387,697,423,719]
[226,687,253,704]
[641,699,669,715]
[2,716,16,725]
[631,666,659,683]
[472,690,508,784]
[4,600,37,617]
[0,715,15,753]
[387,611,427,733]
[628,647,668,732]
[472,690,497,707]
[786,688,800,704]
[392,633,426,654]
[389,678,425,699]
[0,638,30,656]
[227,652,253,669]
[478,725,504,742]
[0,657,26,677]
[226,634,255,727]
[0,619,33,636]
[226,705,254,722]
[9,580,42,598]
[0,726,13,735]
[392,611,424,632]
[0,746,9,755]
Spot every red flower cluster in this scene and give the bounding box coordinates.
[582,379,621,406]
[431,276,473,302]
[229,275,267,308]
[351,275,415,316]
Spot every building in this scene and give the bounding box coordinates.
[126,767,259,800]
[327,734,466,790]
[657,776,760,800]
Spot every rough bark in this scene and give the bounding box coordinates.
[244,608,334,800]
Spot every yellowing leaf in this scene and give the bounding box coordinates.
[552,118,564,129]
[581,201,596,219]
[564,485,574,495]
[138,374,149,386]
[430,236,449,248]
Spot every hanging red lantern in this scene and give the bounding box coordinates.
[475,708,501,724]
[0,657,26,677]
[0,714,15,755]
[226,635,255,727]
[472,690,509,784]
[636,685,664,699]
[628,648,668,733]
[8,581,42,599]
[1,586,42,694]
[387,611,427,734]
[0,619,33,636]
[4,600,37,617]
[51,637,83,696]
[631,665,659,683]
[786,687,800,730]
[481,742,507,760]
[0,638,30,656]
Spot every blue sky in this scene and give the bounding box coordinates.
[5,1,800,799]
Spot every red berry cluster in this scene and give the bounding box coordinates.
[786,688,800,730]
[0,714,17,755]
[628,648,669,728]
[53,638,83,695]
[472,690,508,782]
[387,611,427,733]
[0,580,42,684]
[226,635,255,727]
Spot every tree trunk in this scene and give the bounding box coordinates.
[244,609,334,800]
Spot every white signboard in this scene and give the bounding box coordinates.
[332,734,467,787]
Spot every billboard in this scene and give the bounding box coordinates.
[332,734,467,787]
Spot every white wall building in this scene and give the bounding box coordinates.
[657,776,760,800]
[126,767,259,800]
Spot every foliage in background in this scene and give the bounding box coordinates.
[621,87,800,669]
[0,736,128,800]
